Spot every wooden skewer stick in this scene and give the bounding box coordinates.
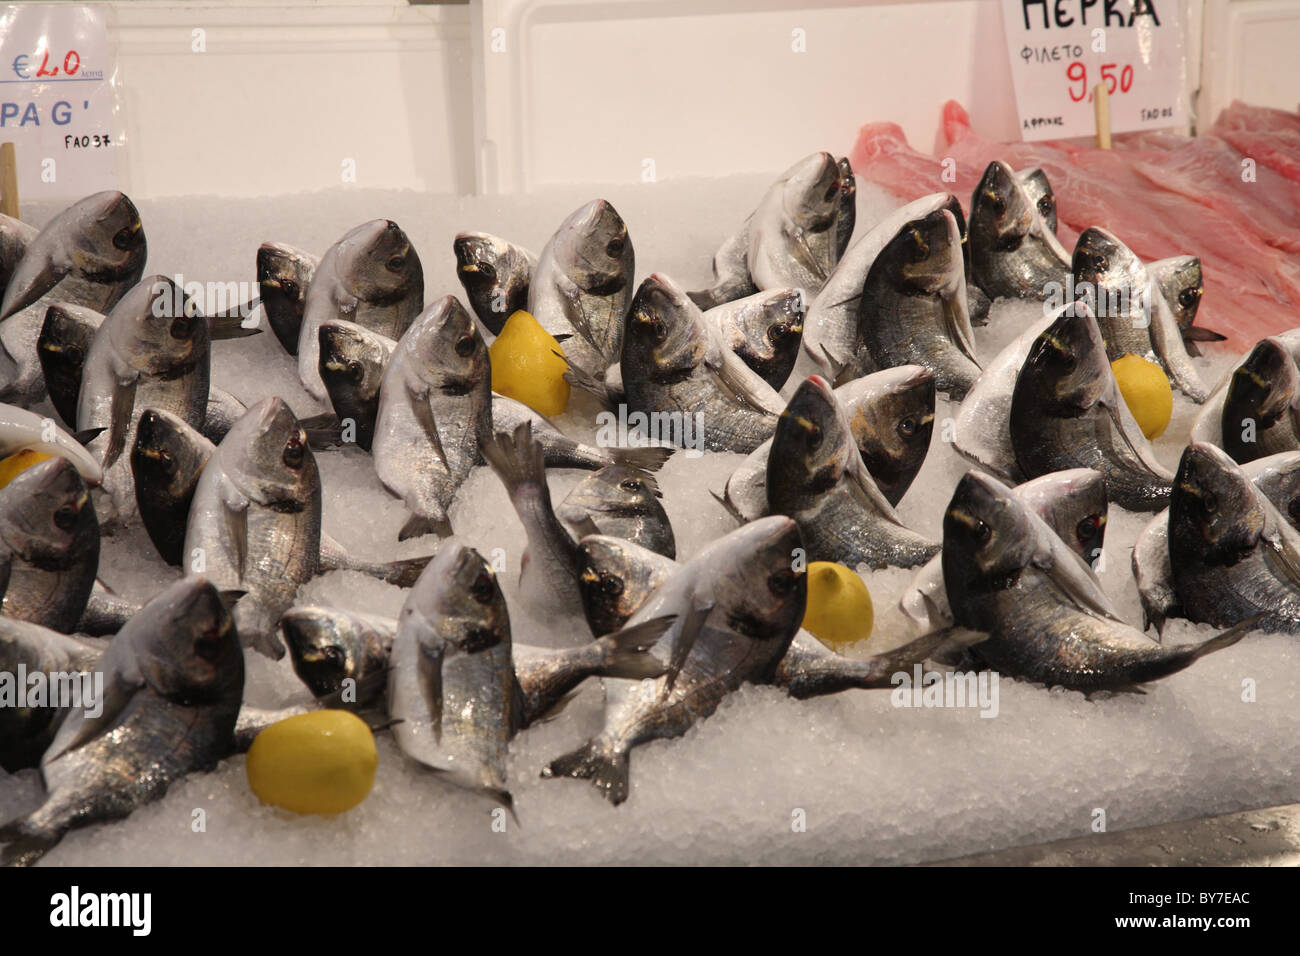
[1094,83,1112,150]
[0,143,17,218]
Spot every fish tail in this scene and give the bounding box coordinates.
[371,553,434,588]
[233,602,287,660]
[481,422,547,501]
[560,359,613,406]
[1191,615,1262,660]
[607,444,674,474]
[398,513,450,542]
[542,740,631,805]
[207,310,264,340]
[0,818,60,868]
[595,615,677,680]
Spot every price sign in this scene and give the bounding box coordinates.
[1000,0,1189,141]
[0,5,120,199]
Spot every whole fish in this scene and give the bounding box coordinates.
[544,516,805,804]
[1016,167,1058,236]
[767,376,938,568]
[746,152,841,296]
[1219,337,1300,464]
[1166,441,1300,632]
[1191,328,1300,447]
[297,219,423,401]
[1148,255,1223,355]
[257,241,317,355]
[859,206,981,398]
[902,468,1111,633]
[723,364,934,521]
[373,297,491,540]
[76,276,210,525]
[0,458,98,633]
[183,398,319,659]
[557,466,675,558]
[528,200,633,377]
[967,161,1069,301]
[0,576,243,867]
[131,407,216,565]
[942,470,1253,692]
[1010,304,1174,512]
[0,402,102,485]
[0,192,146,407]
[453,233,535,336]
[620,274,783,454]
[1073,227,1208,401]
[705,288,805,391]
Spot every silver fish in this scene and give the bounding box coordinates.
[203,387,247,445]
[859,206,981,398]
[687,226,756,311]
[183,398,319,659]
[0,576,242,866]
[0,458,98,633]
[543,516,805,804]
[374,297,491,541]
[0,192,146,406]
[0,214,36,293]
[1191,328,1300,447]
[257,241,318,355]
[620,273,783,454]
[319,319,393,452]
[968,161,1069,301]
[1010,304,1174,512]
[0,401,102,485]
[723,364,934,520]
[576,535,677,637]
[1219,337,1300,464]
[1148,254,1225,355]
[528,200,632,376]
[77,276,210,525]
[297,220,423,401]
[747,152,841,296]
[704,288,805,391]
[131,407,215,565]
[557,466,675,558]
[767,376,938,569]
[36,301,103,428]
[453,233,535,336]
[1016,167,1058,236]
[943,470,1252,692]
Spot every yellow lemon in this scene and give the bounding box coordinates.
[801,561,873,650]
[489,310,571,417]
[246,710,378,815]
[0,449,52,489]
[1111,353,1173,439]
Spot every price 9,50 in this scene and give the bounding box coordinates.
[1067,61,1134,102]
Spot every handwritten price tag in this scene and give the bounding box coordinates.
[0,5,120,199]
[1000,0,1189,141]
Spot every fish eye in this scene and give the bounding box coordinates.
[282,436,305,469]
[53,504,78,531]
[470,571,495,604]
[1289,498,1300,523]
[476,262,497,282]
[193,634,223,662]
[1076,515,1100,542]
[1178,287,1199,309]
[454,335,477,358]
[805,422,823,450]
[1092,253,1109,273]
[606,237,625,258]
[1203,492,1218,514]
[169,316,192,340]
[1037,196,1054,217]
[112,225,135,251]
[972,520,991,545]
[66,345,84,364]
[990,194,1006,215]
[909,240,929,263]
[159,449,176,474]
[281,280,299,299]
[767,323,793,344]
[385,255,405,274]
[619,478,643,492]
[767,569,799,595]
[898,417,917,437]
[600,574,624,597]
[322,646,345,667]
[347,360,365,383]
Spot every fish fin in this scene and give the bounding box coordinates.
[663,598,714,693]
[217,589,246,612]
[207,309,263,339]
[1260,532,1300,593]
[706,341,786,415]
[1183,326,1227,343]
[941,293,981,368]
[558,352,611,405]
[0,249,68,321]
[299,412,344,448]
[481,421,548,500]
[101,374,139,471]
[542,741,630,805]
[398,514,450,542]
[217,474,251,581]
[606,444,673,473]
[405,381,449,466]
[710,489,746,524]
[1189,614,1264,661]
[596,613,677,680]
[0,820,59,868]
[845,456,907,527]
[1100,399,1170,480]
[323,528,437,586]
[566,514,602,540]
[72,426,105,447]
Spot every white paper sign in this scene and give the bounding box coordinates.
[0,4,120,199]
[1001,0,1189,141]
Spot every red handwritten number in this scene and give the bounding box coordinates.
[64,51,80,76]
[1067,61,1087,102]
[1100,63,1118,94]
[35,49,59,78]
[1121,64,1134,93]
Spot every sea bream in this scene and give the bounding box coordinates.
[704,288,805,392]
[620,274,784,454]
[1218,337,1300,464]
[1191,328,1300,448]
[722,364,934,522]
[942,470,1254,693]
[1148,254,1223,355]
[556,466,675,559]
[0,192,146,407]
[902,468,1112,634]
[1009,304,1174,512]
[967,161,1069,302]
[767,376,938,569]
[528,200,633,377]
[543,517,806,805]
[296,219,424,402]
[0,576,243,867]
[256,241,318,355]
[453,233,535,336]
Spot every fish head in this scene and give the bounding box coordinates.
[404,539,510,658]
[107,275,210,375]
[877,208,964,298]
[939,194,971,270]
[453,232,527,321]
[970,161,1033,252]
[1071,226,1147,321]
[734,289,805,366]
[132,407,210,500]
[943,471,1037,592]
[1245,452,1300,532]
[1225,337,1300,431]
[576,535,672,636]
[1016,468,1109,560]
[843,365,935,497]
[1016,168,1058,234]
[624,274,705,378]
[282,606,383,699]
[769,375,852,500]
[0,457,96,566]
[1150,255,1202,331]
[781,152,840,235]
[127,576,244,705]
[1171,441,1266,560]
[336,219,423,305]
[708,515,807,642]
[1018,304,1110,413]
[319,321,388,405]
[553,199,633,299]
[257,242,314,349]
[223,397,318,509]
[567,466,661,518]
[405,296,488,395]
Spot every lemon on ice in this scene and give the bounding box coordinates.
[246,710,378,815]
[1111,353,1173,439]
[0,449,52,489]
[801,561,873,650]
[489,309,571,417]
